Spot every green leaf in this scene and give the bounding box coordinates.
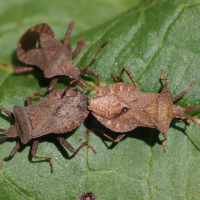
[0,0,200,199]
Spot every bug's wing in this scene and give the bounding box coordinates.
[91,83,163,131]
[25,33,63,71]
[38,32,62,56]
[115,92,160,109]
[13,106,33,144]
[92,111,137,133]
[42,96,89,134]
[91,94,161,132]
[92,104,160,133]
[43,44,74,78]
[90,81,160,116]
[17,23,55,65]
[25,89,89,138]
[24,48,47,70]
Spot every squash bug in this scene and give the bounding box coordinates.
[88,67,200,151]
[15,22,109,97]
[0,88,96,172]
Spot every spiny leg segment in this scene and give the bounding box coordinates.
[112,67,141,91]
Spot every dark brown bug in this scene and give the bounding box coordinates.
[79,191,96,200]
[15,22,109,96]
[88,67,200,151]
[0,88,96,172]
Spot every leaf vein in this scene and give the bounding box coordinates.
[135,4,184,81]
[0,171,34,200]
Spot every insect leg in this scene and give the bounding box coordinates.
[0,130,7,133]
[112,67,140,90]
[176,118,190,126]
[30,77,59,100]
[76,80,91,91]
[26,97,33,106]
[72,38,87,58]
[55,134,96,153]
[31,139,54,172]
[0,63,11,68]
[83,128,88,140]
[66,79,77,90]
[0,141,21,169]
[87,128,126,142]
[161,133,167,152]
[80,69,101,88]
[14,66,35,74]
[63,21,74,45]
[172,82,194,102]
[78,39,109,90]
[78,76,104,92]
[184,114,200,126]
[160,69,170,93]
[47,77,59,91]
[62,80,83,98]
[1,108,14,118]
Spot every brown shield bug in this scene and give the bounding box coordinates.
[88,67,200,151]
[15,22,109,96]
[0,88,96,172]
[79,191,96,200]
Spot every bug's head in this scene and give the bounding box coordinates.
[0,125,18,143]
[172,105,186,118]
[173,105,200,126]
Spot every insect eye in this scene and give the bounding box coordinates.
[122,107,128,113]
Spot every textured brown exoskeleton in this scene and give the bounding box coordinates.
[15,22,109,96]
[0,88,96,172]
[88,67,200,151]
[79,191,96,200]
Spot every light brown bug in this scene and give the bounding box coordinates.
[88,67,200,151]
[0,88,96,172]
[15,22,109,97]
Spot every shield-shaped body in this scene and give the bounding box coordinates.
[89,82,174,134]
[7,89,89,144]
[17,24,78,79]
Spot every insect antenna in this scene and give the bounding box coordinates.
[184,105,200,126]
[185,105,200,112]
[0,135,9,142]
[0,128,7,133]
[184,114,200,126]
[0,129,14,142]
[83,39,110,72]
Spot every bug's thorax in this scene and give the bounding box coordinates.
[171,105,186,118]
[67,65,81,80]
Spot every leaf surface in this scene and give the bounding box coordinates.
[0,0,200,199]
